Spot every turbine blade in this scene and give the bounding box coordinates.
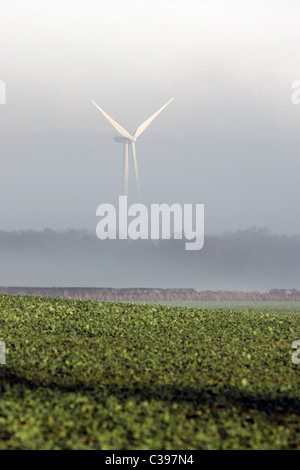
[91,100,133,140]
[123,143,129,196]
[131,142,141,200]
[133,97,174,138]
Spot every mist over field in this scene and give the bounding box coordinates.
[0,228,299,291]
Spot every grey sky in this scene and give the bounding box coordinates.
[1,0,300,234]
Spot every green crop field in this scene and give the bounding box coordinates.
[0,294,299,450]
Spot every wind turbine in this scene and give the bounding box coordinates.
[91,97,174,199]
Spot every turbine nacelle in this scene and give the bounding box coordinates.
[113,136,136,143]
[114,136,131,144]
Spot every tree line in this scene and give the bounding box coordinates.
[0,287,300,302]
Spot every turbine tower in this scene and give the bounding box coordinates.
[91,97,174,199]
